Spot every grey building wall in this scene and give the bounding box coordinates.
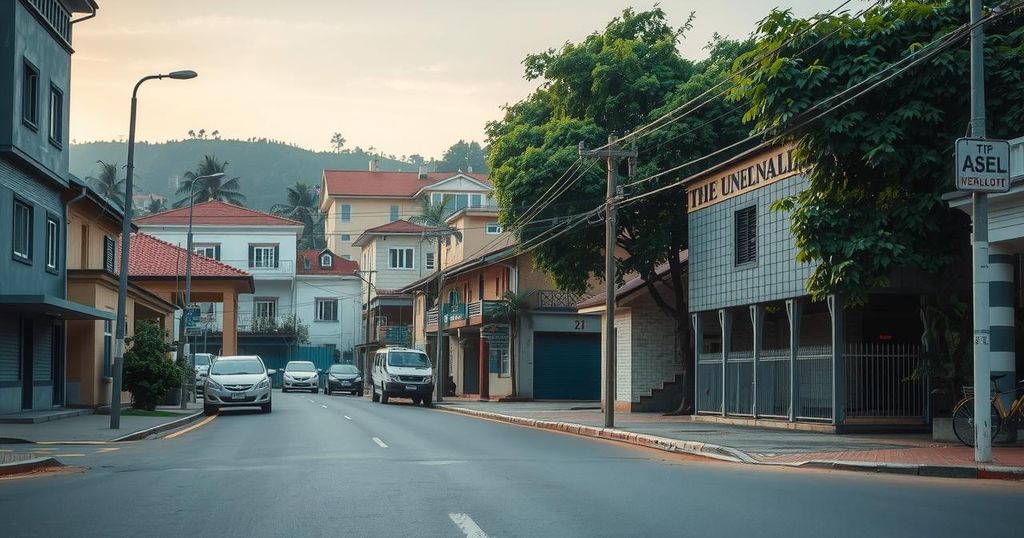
[688,175,816,312]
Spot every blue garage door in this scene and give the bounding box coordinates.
[533,332,600,400]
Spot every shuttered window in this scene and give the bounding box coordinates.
[734,206,757,266]
[0,317,19,381]
[103,236,116,273]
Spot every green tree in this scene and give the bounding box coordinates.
[330,132,346,152]
[410,194,463,273]
[487,9,751,410]
[174,155,246,207]
[271,182,324,249]
[85,160,126,207]
[123,321,180,411]
[143,196,168,215]
[729,0,1024,304]
[437,140,489,173]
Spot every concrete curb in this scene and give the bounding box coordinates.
[436,405,1024,481]
[435,405,753,464]
[0,457,64,477]
[110,411,204,442]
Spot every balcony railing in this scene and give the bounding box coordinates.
[235,314,301,336]
[377,325,412,346]
[442,303,468,323]
[426,307,439,326]
[535,290,583,310]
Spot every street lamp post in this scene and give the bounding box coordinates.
[178,172,225,409]
[110,70,197,429]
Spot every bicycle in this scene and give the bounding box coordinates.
[951,374,1024,447]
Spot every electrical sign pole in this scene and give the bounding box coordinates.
[957,0,1011,463]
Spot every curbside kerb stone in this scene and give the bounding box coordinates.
[433,405,1024,480]
[111,410,204,442]
[0,457,64,477]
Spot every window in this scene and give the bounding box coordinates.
[388,247,414,269]
[13,201,32,262]
[22,60,39,127]
[103,236,115,272]
[389,205,400,222]
[447,289,460,305]
[48,84,63,147]
[485,223,503,235]
[248,244,278,268]
[302,257,311,270]
[470,194,482,208]
[499,349,511,378]
[340,204,352,222]
[193,244,219,260]
[316,298,338,321]
[425,252,435,270]
[320,253,332,267]
[340,234,351,241]
[45,217,58,272]
[254,299,277,320]
[102,320,113,378]
[430,192,443,206]
[735,206,757,266]
[341,254,351,260]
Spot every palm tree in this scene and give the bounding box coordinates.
[410,194,462,271]
[174,155,246,207]
[494,288,534,397]
[271,182,324,249]
[143,196,168,215]
[85,160,126,208]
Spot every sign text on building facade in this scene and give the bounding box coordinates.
[687,146,799,212]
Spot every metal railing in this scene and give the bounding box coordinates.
[535,290,583,310]
[377,325,412,346]
[756,349,791,419]
[696,352,723,414]
[725,351,754,416]
[426,308,438,326]
[845,342,926,420]
[467,301,482,318]
[794,345,834,421]
[235,314,301,335]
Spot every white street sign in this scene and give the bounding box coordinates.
[956,138,1010,193]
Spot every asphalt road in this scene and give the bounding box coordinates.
[2,390,1022,537]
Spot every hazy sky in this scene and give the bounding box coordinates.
[70,0,829,159]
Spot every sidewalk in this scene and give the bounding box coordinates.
[436,400,1024,480]
[0,403,203,443]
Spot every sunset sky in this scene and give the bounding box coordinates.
[70,0,826,159]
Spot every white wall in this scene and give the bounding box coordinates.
[360,234,436,302]
[137,224,301,324]
[295,276,362,352]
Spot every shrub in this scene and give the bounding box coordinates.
[123,320,181,411]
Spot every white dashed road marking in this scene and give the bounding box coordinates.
[344,416,352,420]
[321,404,328,409]
[372,437,388,448]
[449,513,489,538]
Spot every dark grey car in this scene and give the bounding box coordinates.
[324,364,363,396]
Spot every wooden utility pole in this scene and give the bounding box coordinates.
[580,135,636,428]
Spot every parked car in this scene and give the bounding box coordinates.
[371,347,433,406]
[203,355,275,415]
[192,353,215,392]
[282,361,320,393]
[324,364,363,396]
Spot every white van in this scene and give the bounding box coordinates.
[371,347,434,406]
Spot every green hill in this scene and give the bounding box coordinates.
[69,139,413,211]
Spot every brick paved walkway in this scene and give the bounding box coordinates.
[755,445,1024,467]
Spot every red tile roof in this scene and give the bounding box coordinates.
[134,200,303,227]
[321,170,490,198]
[121,233,253,282]
[296,250,359,276]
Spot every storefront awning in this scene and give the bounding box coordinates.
[0,295,115,320]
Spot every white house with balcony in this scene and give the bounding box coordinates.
[134,201,306,356]
[295,248,362,360]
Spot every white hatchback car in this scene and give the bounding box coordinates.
[282,361,320,393]
[203,355,275,415]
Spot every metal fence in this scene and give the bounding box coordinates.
[696,352,722,414]
[795,345,833,421]
[756,349,790,418]
[725,351,754,416]
[845,342,926,421]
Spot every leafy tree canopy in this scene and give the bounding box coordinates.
[271,182,325,249]
[729,0,1024,304]
[437,140,489,173]
[174,155,247,207]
